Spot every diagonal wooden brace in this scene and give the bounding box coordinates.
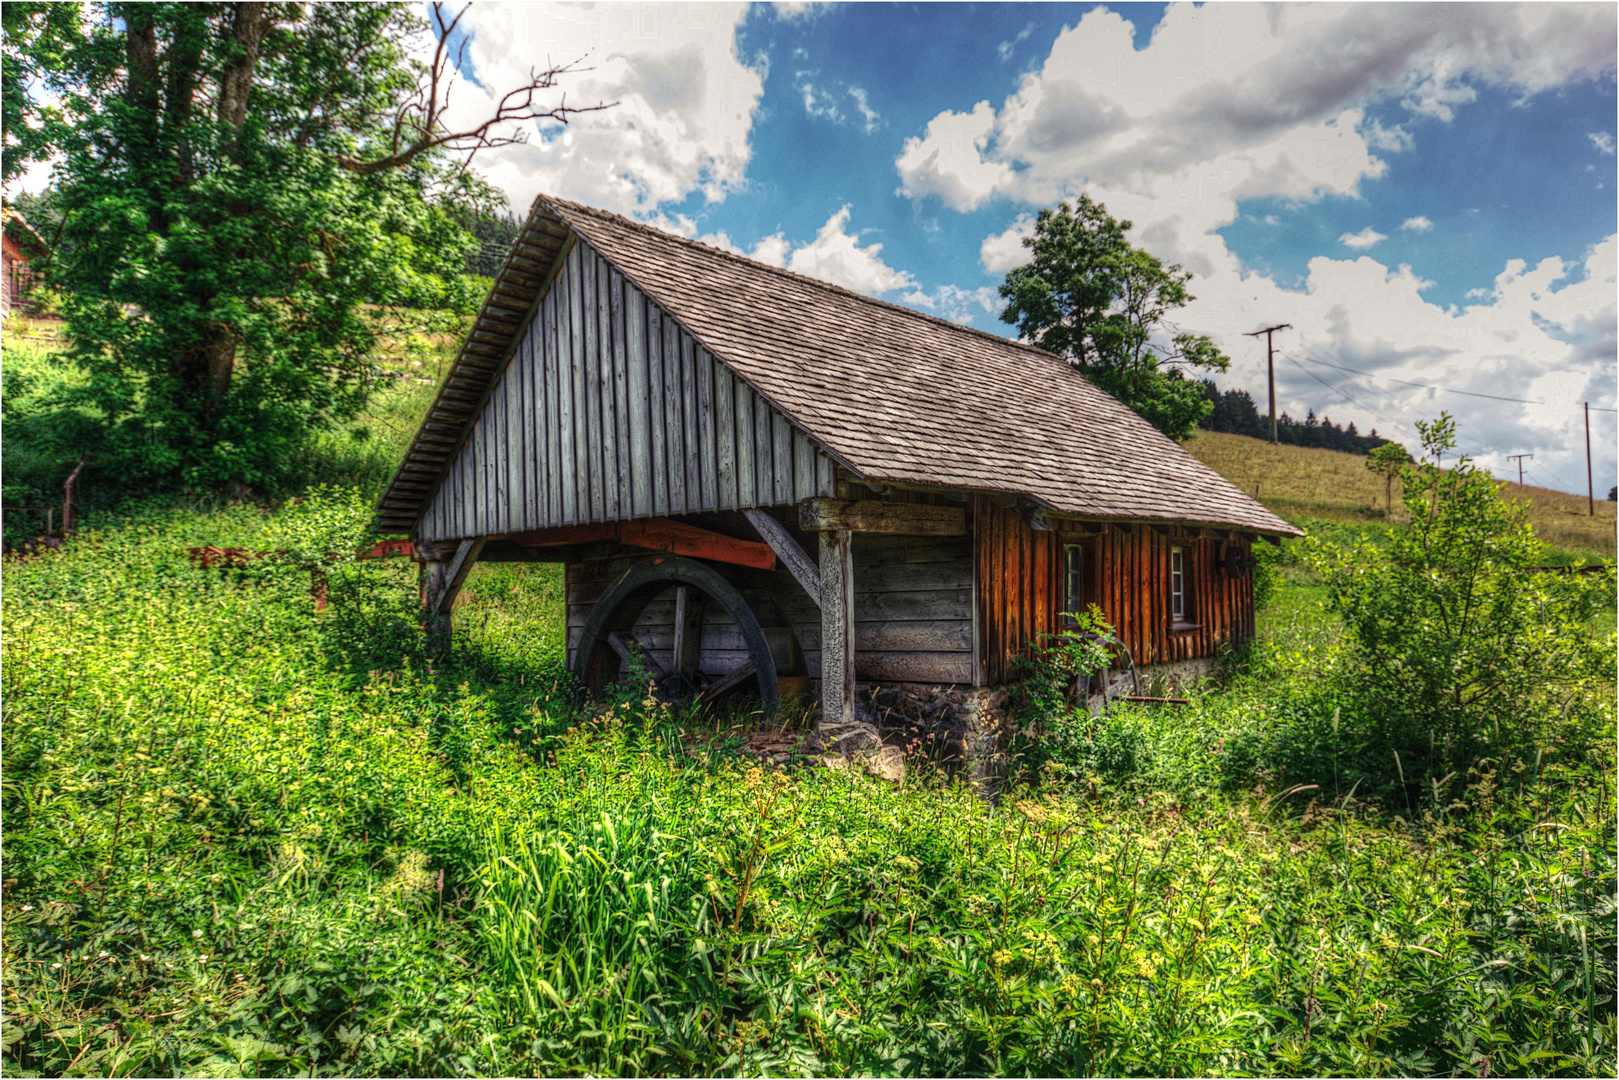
[743,508,820,607]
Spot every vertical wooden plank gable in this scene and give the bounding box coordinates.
[663,312,686,514]
[647,304,668,516]
[413,238,839,542]
[625,283,651,519]
[609,268,632,520]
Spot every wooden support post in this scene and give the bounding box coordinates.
[744,508,820,606]
[817,529,864,747]
[422,536,485,648]
[671,584,705,690]
[422,560,451,649]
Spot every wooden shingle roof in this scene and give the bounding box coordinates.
[376,194,1300,537]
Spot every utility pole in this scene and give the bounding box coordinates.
[1245,324,1291,444]
[1506,453,1532,487]
[1585,402,1594,517]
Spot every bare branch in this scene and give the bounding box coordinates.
[335,2,612,177]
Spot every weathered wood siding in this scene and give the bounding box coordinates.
[974,499,1062,685]
[419,240,835,542]
[1088,528,1255,667]
[850,534,975,684]
[564,530,975,687]
[974,496,1256,679]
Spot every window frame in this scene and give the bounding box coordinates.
[1169,544,1202,631]
[1062,542,1086,624]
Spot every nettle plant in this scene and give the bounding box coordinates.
[1308,414,1614,752]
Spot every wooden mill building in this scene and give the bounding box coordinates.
[376,195,1300,740]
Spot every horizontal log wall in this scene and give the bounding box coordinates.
[849,533,975,685]
[421,240,835,542]
[975,497,1257,679]
[565,530,975,688]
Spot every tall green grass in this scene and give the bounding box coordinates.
[1,497,1612,1074]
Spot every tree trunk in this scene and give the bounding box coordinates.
[218,3,269,134]
[171,329,237,410]
[122,5,160,174]
[164,5,209,184]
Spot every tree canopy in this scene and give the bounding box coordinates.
[3,2,594,491]
[998,196,1229,441]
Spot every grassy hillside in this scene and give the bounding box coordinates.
[1185,430,1617,560]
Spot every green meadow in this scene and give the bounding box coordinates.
[2,332,1614,1077]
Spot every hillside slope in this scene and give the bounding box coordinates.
[1184,430,1616,559]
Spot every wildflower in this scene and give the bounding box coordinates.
[991,949,1013,967]
[140,954,150,961]
[1244,912,1263,927]
[200,955,209,962]
[98,951,108,958]
[192,929,203,938]
[892,855,920,872]
[21,905,32,912]
[51,963,60,969]
[1015,799,1047,824]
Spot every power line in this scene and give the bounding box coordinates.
[1292,352,1547,405]
[1281,355,1369,411]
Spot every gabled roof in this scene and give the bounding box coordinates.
[376,194,1299,537]
[1,206,48,256]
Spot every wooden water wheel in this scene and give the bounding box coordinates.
[571,554,789,709]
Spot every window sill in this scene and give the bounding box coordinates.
[1168,622,1202,635]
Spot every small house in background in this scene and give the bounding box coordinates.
[376,195,1300,767]
[1,206,46,316]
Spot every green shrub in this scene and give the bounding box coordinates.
[1307,415,1615,756]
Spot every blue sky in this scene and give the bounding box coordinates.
[437,2,1615,494]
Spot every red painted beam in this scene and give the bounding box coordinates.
[503,518,776,571]
[358,539,415,560]
[621,518,776,570]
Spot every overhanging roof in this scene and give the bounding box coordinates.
[376,195,1301,538]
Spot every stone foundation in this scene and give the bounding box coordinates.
[859,683,1011,792]
[840,661,1220,791]
[1135,656,1218,696]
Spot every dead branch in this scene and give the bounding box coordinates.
[336,2,610,176]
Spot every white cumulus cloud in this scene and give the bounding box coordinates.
[786,205,915,295]
[896,1,1615,492]
[896,3,1616,214]
[1590,131,1617,154]
[431,2,765,216]
[1340,227,1390,250]
[903,284,1001,325]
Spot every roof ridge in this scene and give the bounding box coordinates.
[537,193,1072,371]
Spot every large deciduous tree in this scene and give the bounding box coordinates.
[998,196,1230,441]
[6,2,594,490]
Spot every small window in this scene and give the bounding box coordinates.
[1170,546,1186,621]
[1063,544,1085,621]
